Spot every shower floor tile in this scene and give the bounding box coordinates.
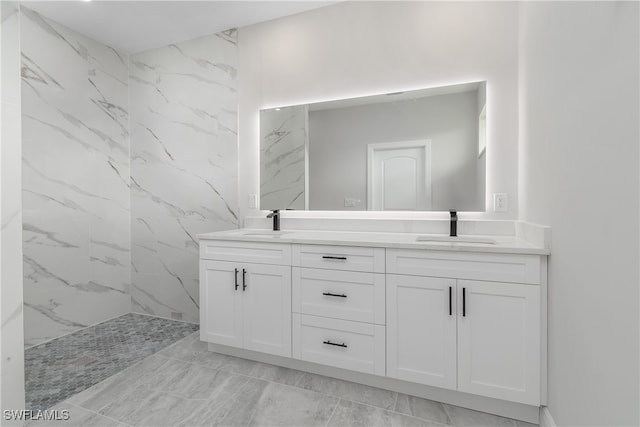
[25,313,199,412]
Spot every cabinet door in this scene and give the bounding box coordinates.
[387,274,457,390]
[242,263,292,357]
[457,280,540,405]
[200,260,243,347]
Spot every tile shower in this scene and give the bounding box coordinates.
[25,314,198,411]
[19,6,238,409]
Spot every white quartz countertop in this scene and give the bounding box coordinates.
[197,228,550,255]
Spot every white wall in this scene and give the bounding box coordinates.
[238,1,519,223]
[519,2,639,425]
[1,1,25,420]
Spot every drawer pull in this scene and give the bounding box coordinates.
[323,340,348,348]
[242,268,247,291]
[449,286,452,316]
[322,256,347,261]
[234,268,239,291]
[322,292,347,298]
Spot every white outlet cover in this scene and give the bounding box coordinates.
[493,193,508,212]
[248,194,257,209]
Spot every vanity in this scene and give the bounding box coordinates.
[198,227,549,423]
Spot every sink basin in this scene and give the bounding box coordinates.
[416,235,496,244]
[242,230,292,237]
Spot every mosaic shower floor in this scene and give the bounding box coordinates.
[25,313,199,411]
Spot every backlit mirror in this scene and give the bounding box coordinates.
[260,81,486,212]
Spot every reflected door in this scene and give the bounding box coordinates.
[367,140,431,210]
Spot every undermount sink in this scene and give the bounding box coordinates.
[416,235,496,244]
[242,230,292,237]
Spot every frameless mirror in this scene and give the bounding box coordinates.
[260,81,486,212]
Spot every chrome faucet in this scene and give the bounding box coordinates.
[449,209,457,237]
[266,209,280,231]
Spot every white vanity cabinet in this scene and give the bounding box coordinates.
[199,240,292,357]
[291,244,386,375]
[386,249,543,406]
[198,231,548,422]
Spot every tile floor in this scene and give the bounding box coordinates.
[25,313,200,411]
[29,332,539,427]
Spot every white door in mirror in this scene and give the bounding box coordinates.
[368,140,432,211]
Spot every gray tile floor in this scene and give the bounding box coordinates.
[25,313,200,412]
[29,332,539,427]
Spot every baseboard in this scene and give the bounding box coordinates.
[539,406,557,427]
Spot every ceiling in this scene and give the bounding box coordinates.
[22,0,335,54]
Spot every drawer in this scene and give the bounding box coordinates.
[292,244,385,273]
[200,240,291,265]
[292,268,385,324]
[292,314,385,375]
[386,249,542,285]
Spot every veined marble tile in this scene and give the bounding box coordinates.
[248,382,339,427]
[131,272,199,323]
[328,400,445,427]
[153,360,249,400]
[178,377,269,427]
[442,403,524,427]
[21,7,131,347]
[2,1,26,417]
[260,105,307,210]
[69,353,173,412]
[99,384,207,426]
[130,31,238,322]
[159,333,232,370]
[296,372,398,411]
[394,394,451,425]
[27,401,121,427]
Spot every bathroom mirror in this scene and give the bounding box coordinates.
[260,81,486,212]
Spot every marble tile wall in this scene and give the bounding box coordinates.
[129,32,238,323]
[260,105,307,210]
[21,8,131,347]
[2,1,26,417]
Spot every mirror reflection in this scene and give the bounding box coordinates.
[260,81,486,212]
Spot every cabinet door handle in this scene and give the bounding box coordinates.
[462,287,466,317]
[323,340,347,348]
[322,256,347,261]
[323,292,347,298]
[449,286,452,316]
[242,268,247,291]
[234,268,239,291]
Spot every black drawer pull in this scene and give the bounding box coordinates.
[242,268,247,291]
[323,292,347,298]
[234,268,239,291]
[323,340,347,348]
[322,256,347,260]
[449,286,452,316]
